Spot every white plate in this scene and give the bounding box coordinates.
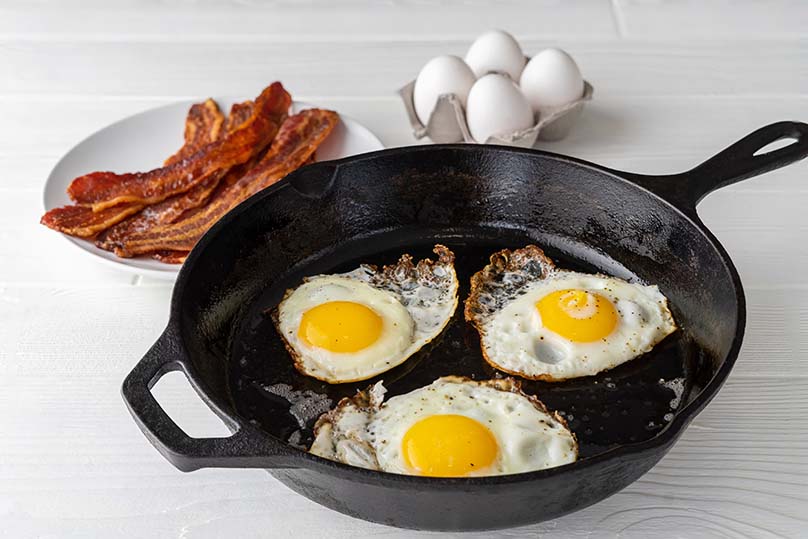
[43,100,384,280]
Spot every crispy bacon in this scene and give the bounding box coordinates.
[39,203,145,238]
[96,101,258,250]
[42,97,236,238]
[164,99,224,166]
[224,101,255,133]
[104,108,338,257]
[66,82,291,211]
[93,174,219,244]
[133,151,266,262]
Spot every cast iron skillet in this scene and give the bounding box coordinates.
[123,121,808,531]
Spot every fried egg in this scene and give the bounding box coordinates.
[274,245,458,383]
[310,376,577,477]
[465,245,676,381]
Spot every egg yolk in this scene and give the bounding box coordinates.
[402,414,498,477]
[298,301,383,353]
[536,289,618,342]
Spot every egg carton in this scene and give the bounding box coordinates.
[399,79,593,146]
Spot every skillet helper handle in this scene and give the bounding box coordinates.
[122,330,297,472]
[622,121,808,212]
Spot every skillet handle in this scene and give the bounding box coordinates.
[122,329,298,471]
[617,121,808,213]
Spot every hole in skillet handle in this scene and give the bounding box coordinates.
[151,371,231,438]
[121,328,299,472]
[610,121,808,214]
[286,161,340,199]
[753,136,799,156]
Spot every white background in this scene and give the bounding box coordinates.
[1,1,807,537]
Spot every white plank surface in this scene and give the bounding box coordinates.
[0,0,619,40]
[2,1,808,537]
[2,40,806,97]
[615,0,808,39]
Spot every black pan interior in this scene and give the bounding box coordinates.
[177,147,734,463]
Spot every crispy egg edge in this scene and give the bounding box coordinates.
[271,244,458,384]
[310,375,579,471]
[464,244,678,382]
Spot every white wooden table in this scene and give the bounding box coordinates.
[2,2,807,537]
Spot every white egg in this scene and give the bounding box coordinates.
[310,376,578,477]
[465,74,535,143]
[465,246,677,381]
[274,246,458,384]
[519,48,584,112]
[464,29,526,80]
[413,55,477,125]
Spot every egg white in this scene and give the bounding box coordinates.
[371,378,577,476]
[275,246,458,383]
[465,246,677,381]
[310,377,578,476]
[277,277,415,382]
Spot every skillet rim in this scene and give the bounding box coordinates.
[171,143,745,486]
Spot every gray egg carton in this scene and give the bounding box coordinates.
[399,79,593,146]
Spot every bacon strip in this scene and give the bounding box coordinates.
[164,99,224,166]
[92,175,218,243]
[42,97,232,238]
[43,96,268,239]
[41,99,224,238]
[149,148,311,264]
[67,82,291,210]
[39,203,145,238]
[104,109,338,257]
[224,101,254,133]
[143,145,265,263]
[96,100,258,249]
